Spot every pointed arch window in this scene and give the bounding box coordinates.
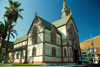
[70,47,73,57]
[52,47,56,56]
[32,27,37,44]
[32,47,36,56]
[52,30,56,44]
[70,24,74,39]
[64,48,66,56]
[16,52,19,59]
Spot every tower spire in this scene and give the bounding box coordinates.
[63,0,67,8]
[35,7,37,19]
[62,0,70,18]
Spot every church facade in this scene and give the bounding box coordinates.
[8,0,82,65]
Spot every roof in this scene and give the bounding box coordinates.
[52,15,71,27]
[37,16,61,34]
[63,0,68,8]
[2,41,13,49]
[8,45,26,52]
[37,16,53,29]
[14,35,27,45]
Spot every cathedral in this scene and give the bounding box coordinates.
[8,0,82,65]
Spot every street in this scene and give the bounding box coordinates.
[0,64,100,67]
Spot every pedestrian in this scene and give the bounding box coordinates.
[78,57,82,64]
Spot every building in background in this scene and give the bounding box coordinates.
[8,0,81,65]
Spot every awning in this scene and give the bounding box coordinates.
[8,45,26,52]
[82,60,88,62]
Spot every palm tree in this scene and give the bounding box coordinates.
[4,0,23,61]
[0,20,17,60]
[4,0,23,22]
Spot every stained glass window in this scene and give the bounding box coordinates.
[32,47,36,56]
[52,30,56,44]
[64,48,66,56]
[32,28,37,44]
[52,47,56,56]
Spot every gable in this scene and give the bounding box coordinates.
[28,18,45,37]
[27,16,53,36]
[66,17,78,33]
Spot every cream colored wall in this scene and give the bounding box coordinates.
[27,56,42,62]
[45,43,61,57]
[56,34,61,45]
[14,59,21,63]
[45,29,61,45]
[14,51,21,62]
[68,46,73,62]
[22,59,25,62]
[45,56,61,62]
[63,46,68,57]
[27,43,43,57]
[15,51,21,59]
[28,21,44,46]
[28,20,44,37]
[58,26,66,39]
[63,58,68,62]
[8,50,26,63]
[37,33,43,43]
[45,29,51,43]
[58,26,67,46]
[67,19,77,34]
[14,41,27,48]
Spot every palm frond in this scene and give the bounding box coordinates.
[19,8,24,12]
[9,0,13,7]
[11,29,18,36]
[10,32,15,38]
[18,14,23,19]
[4,7,9,10]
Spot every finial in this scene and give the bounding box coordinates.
[35,7,37,12]
[35,7,37,16]
[35,7,37,19]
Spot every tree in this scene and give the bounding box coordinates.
[0,20,17,60]
[3,0,23,62]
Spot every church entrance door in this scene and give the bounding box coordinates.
[74,50,78,63]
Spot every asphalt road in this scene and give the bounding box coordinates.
[0,64,100,67]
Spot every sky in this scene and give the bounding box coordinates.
[0,0,100,43]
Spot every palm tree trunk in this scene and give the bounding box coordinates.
[5,21,12,63]
[5,30,11,63]
[0,38,4,61]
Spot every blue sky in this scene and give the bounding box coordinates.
[0,0,100,43]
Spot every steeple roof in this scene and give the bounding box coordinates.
[63,0,67,8]
[62,0,70,18]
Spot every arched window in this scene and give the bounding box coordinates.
[52,47,56,56]
[32,28,37,44]
[32,47,36,56]
[70,24,74,39]
[64,48,66,56]
[16,52,19,59]
[70,47,73,57]
[52,30,56,44]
